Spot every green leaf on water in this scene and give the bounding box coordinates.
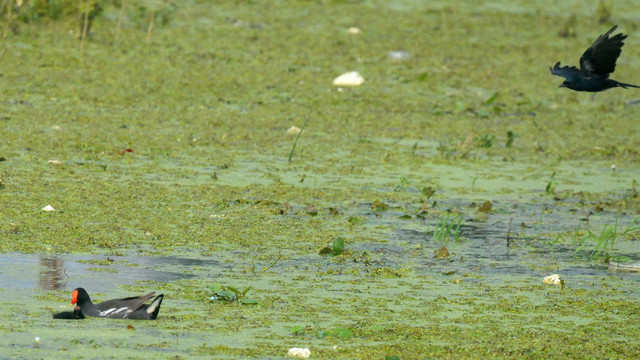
[208,283,222,293]
[216,290,237,301]
[332,237,345,255]
[421,186,436,200]
[485,92,499,105]
[320,238,345,256]
[324,327,353,338]
[226,286,240,295]
[371,200,388,211]
[475,110,490,118]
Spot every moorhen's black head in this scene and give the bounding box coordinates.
[71,287,91,306]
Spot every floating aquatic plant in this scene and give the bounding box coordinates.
[208,283,258,305]
[431,213,463,242]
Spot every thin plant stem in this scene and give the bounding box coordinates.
[261,254,282,273]
[288,108,312,162]
[3,0,12,40]
[80,2,90,56]
[146,9,156,42]
[114,0,127,43]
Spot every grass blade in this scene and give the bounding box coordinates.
[288,108,313,162]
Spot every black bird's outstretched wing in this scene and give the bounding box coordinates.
[550,62,582,81]
[579,25,627,77]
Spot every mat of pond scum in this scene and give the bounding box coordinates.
[1,196,639,295]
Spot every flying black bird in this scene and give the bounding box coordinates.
[550,25,640,92]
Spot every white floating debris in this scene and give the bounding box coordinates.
[287,347,311,358]
[347,27,361,34]
[51,125,61,130]
[42,205,56,212]
[611,164,616,170]
[287,126,302,134]
[48,159,62,165]
[333,71,364,86]
[387,50,411,60]
[34,336,40,347]
[543,274,562,286]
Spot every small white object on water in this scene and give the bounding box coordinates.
[333,71,364,87]
[51,125,61,130]
[287,126,302,134]
[611,164,616,170]
[543,274,562,285]
[34,337,40,347]
[42,205,56,212]
[287,347,311,358]
[347,27,361,34]
[387,50,411,60]
[48,160,62,165]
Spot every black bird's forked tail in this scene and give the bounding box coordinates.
[616,81,640,89]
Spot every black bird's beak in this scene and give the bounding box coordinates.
[558,84,567,88]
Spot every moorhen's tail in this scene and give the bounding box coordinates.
[146,294,164,320]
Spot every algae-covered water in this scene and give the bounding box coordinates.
[2,0,640,358]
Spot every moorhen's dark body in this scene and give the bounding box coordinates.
[71,287,164,320]
[53,305,85,319]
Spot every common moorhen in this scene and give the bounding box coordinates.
[71,287,164,320]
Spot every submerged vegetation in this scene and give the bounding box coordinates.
[1,0,640,358]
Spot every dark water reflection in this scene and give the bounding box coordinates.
[0,254,220,291]
[38,255,66,290]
